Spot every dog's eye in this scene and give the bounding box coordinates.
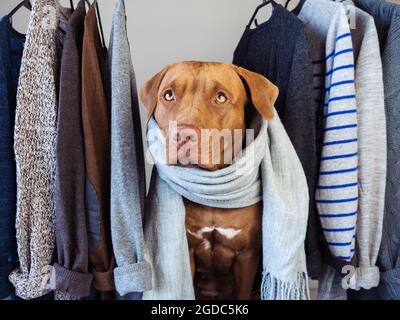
[215,92,227,104]
[164,90,175,102]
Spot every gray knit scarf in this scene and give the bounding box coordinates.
[143,113,310,300]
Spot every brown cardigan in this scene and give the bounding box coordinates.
[82,2,114,299]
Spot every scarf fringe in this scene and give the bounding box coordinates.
[261,272,310,300]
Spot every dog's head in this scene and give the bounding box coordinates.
[140,61,278,171]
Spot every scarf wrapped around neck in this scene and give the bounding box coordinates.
[143,113,310,300]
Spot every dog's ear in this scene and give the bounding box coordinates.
[140,66,169,119]
[234,66,278,121]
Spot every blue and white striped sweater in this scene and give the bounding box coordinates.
[300,1,358,263]
[316,14,357,263]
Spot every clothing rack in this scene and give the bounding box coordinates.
[1,0,400,302]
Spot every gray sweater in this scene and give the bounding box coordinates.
[109,0,151,297]
[349,2,386,292]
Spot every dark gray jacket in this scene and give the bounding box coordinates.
[353,0,400,300]
[54,0,93,299]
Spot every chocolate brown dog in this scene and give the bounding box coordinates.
[140,61,278,300]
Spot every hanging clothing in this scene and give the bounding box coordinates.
[346,1,386,292]
[0,15,25,300]
[295,0,358,299]
[9,0,60,300]
[318,0,387,298]
[82,1,115,299]
[233,2,320,278]
[351,0,400,300]
[143,114,310,300]
[109,0,151,298]
[53,0,93,300]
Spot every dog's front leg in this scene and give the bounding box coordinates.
[189,247,196,279]
[233,250,260,300]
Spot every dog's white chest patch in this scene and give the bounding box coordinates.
[187,226,242,244]
[215,227,242,239]
[202,239,211,250]
[187,226,214,240]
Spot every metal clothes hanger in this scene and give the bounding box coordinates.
[85,0,106,49]
[8,0,32,26]
[8,0,74,15]
[95,1,106,49]
[246,0,276,28]
[285,0,292,9]
[284,0,306,14]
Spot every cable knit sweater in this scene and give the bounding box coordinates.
[9,0,60,300]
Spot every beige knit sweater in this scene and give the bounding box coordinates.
[9,0,60,300]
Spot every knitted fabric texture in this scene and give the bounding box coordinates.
[143,114,310,300]
[346,0,386,291]
[109,0,152,297]
[233,3,321,278]
[9,0,60,300]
